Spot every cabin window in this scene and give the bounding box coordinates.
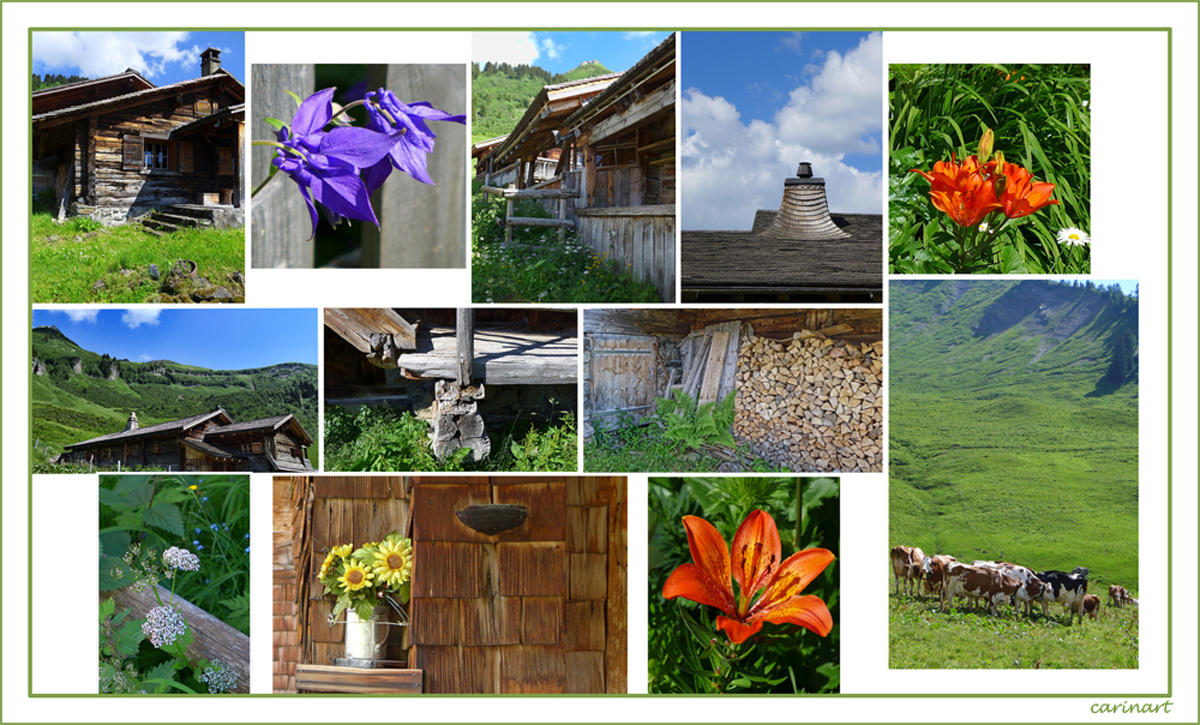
[130,445,140,456]
[251,441,263,454]
[145,141,170,170]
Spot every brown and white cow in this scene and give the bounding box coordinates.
[1108,584,1136,607]
[943,563,1022,616]
[890,545,925,597]
[1082,593,1101,620]
[920,555,957,601]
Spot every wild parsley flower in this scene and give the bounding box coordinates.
[362,88,466,193]
[142,605,188,648]
[272,88,398,238]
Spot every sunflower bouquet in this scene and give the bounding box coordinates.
[317,532,413,623]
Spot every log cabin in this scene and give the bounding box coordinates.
[476,34,677,302]
[583,308,884,472]
[61,407,313,472]
[32,47,245,227]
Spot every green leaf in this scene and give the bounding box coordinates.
[143,662,178,694]
[115,614,145,656]
[142,501,184,537]
[263,117,286,131]
[285,90,304,108]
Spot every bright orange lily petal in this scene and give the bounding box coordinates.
[749,594,833,637]
[716,615,763,645]
[662,516,736,616]
[752,548,835,614]
[663,563,737,616]
[731,509,780,600]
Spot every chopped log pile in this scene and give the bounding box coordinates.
[734,329,883,472]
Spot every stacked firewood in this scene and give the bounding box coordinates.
[734,332,883,472]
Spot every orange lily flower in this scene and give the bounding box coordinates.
[662,509,834,645]
[987,160,1059,219]
[910,154,1002,228]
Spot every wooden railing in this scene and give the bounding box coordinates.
[480,185,579,245]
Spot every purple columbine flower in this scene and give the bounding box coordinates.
[361,88,465,194]
[273,87,398,239]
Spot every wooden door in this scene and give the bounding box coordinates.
[587,333,658,433]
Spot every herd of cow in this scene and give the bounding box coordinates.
[890,545,1139,625]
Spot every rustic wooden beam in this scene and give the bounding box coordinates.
[456,308,474,385]
[588,78,675,145]
[324,308,418,355]
[506,216,575,228]
[575,204,674,217]
[295,664,422,694]
[101,585,249,694]
[481,186,578,200]
[397,327,577,385]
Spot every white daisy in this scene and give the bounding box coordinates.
[1056,227,1090,246]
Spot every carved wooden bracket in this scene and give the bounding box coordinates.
[455,504,528,536]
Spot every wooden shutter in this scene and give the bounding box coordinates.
[122,135,143,170]
[195,98,212,116]
[178,141,193,173]
[219,147,233,175]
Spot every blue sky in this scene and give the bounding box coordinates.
[32,31,245,86]
[681,31,884,229]
[33,308,316,369]
[473,31,671,74]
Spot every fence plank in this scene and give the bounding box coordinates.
[250,64,315,268]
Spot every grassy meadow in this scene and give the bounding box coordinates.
[889,280,1139,668]
[31,211,244,303]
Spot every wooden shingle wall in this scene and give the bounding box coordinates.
[410,476,627,694]
[273,475,306,692]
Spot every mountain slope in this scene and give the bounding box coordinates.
[471,60,615,144]
[31,326,318,459]
[888,280,1139,587]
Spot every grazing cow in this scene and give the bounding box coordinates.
[1037,570,1089,625]
[1109,584,1135,607]
[1014,575,1049,616]
[1082,593,1101,620]
[944,563,1022,615]
[890,545,925,597]
[921,555,958,604]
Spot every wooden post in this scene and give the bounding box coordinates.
[456,308,474,386]
[235,119,245,209]
[504,198,514,247]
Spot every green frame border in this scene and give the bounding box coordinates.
[16,24,1175,702]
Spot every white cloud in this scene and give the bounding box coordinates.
[121,309,161,329]
[58,309,100,324]
[139,354,153,361]
[623,31,657,41]
[33,31,198,80]
[776,33,805,55]
[540,37,565,61]
[473,32,542,66]
[681,32,884,229]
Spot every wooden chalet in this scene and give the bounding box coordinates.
[584,308,884,472]
[32,48,245,226]
[478,34,677,302]
[61,407,313,472]
[274,475,627,694]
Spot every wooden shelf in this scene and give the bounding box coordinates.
[295,664,423,694]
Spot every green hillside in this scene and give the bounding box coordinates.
[888,280,1139,587]
[31,326,319,464]
[471,60,614,144]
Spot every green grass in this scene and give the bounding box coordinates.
[31,211,244,303]
[584,420,784,473]
[889,63,1091,274]
[470,183,660,304]
[889,592,1138,669]
[324,404,577,472]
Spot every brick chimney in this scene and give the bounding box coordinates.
[200,47,222,77]
[759,162,850,240]
[125,411,139,431]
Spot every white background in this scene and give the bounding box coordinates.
[4,3,1197,723]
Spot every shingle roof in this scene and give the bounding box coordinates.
[682,212,883,294]
[64,409,229,449]
[32,70,243,124]
[181,438,244,460]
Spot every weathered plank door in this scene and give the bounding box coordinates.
[586,333,658,433]
[409,476,627,694]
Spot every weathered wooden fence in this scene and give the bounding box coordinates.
[251,64,466,268]
[576,205,675,302]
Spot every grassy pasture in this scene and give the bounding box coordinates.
[889,591,1139,670]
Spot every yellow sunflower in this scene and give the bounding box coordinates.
[319,551,337,579]
[337,561,373,592]
[372,538,413,588]
[331,543,354,558]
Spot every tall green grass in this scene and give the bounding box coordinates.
[889,64,1091,274]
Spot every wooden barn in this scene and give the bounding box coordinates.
[32,48,245,228]
[273,475,627,694]
[584,308,884,472]
[61,408,312,472]
[477,34,677,302]
[324,308,578,461]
